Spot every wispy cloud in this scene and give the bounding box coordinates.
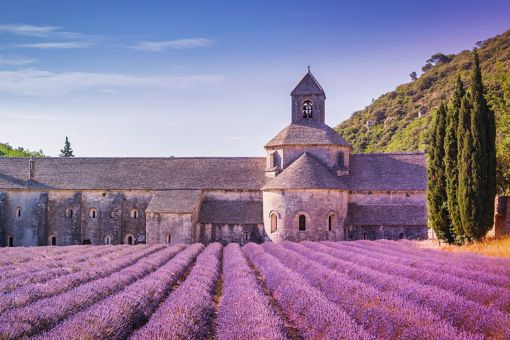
[0,56,37,65]
[0,24,85,39]
[131,38,213,52]
[0,68,223,96]
[16,42,92,49]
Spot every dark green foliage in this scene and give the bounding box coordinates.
[427,102,453,242]
[336,28,510,193]
[444,76,464,241]
[59,136,74,157]
[410,71,418,81]
[467,50,497,239]
[457,94,476,241]
[0,143,44,157]
[427,52,452,65]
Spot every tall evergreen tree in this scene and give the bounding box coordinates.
[444,76,464,242]
[427,102,453,242]
[468,50,497,239]
[59,136,74,157]
[457,93,476,241]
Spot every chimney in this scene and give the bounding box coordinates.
[29,158,35,180]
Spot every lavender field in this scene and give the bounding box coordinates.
[1,240,510,339]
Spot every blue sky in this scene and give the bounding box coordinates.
[0,0,509,157]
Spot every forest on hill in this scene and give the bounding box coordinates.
[0,143,44,157]
[335,29,510,193]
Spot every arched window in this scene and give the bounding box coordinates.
[89,208,97,218]
[104,236,111,245]
[270,212,278,233]
[65,208,73,218]
[110,210,117,219]
[131,209,138,219]
[298,214,306,231]
[166,234,172,244]
[49,235,56,246]
[15,207,22,219]
[8,236,14,247]
[302,100,313,118]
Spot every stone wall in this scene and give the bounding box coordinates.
[494,196,510,237]
[345,225,427,240]
[196,223,264,245]
[263,189,347,242]
[3,191,48,246]
[348,191,425,204]
[146,212,195,244]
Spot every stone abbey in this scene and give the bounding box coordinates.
[0,71,428,247]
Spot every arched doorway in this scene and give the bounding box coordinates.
[124,234,135,245]
[49,235,56,246]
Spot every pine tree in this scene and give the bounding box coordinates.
[457,93,476,241]
[427,102,453,242]
[444,76,464,241]
[59,136,74,157]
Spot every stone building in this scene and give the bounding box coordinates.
[0,70,429,247]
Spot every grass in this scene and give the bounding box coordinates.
[431,235,510,258]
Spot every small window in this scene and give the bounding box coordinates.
[399,233,404,240]
[110,210,117,219]
[337,152,344,168]
[8,236,14,247]
[131,209,138,219]
[104,236,111,245]
[89,208,97,218]
[269,152,275,168]
[15,207,22,218]
[125,234,135,245]
[298,214,306,231]
[270,213,278,233]
[362,232,367,240]
[302,100,313,118]
[244,233,249,242]
[166,234,172,244]
[328,214,334,231]
[83,239,92,245]
[49,235,56,246]
[65,208,73,218]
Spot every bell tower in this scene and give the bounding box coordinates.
[291,67,326,124]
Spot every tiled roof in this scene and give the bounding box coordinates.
[0,157,266,190]
[291,71,325,96]
[146,190,202,213]
[197,200,263,224]
[265,122,350,147]
[345,203,427,226]
[347,153,427,191]
[262,152,340,190]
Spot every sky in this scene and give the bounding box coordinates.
[0,0,509,157]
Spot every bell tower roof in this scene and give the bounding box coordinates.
[291,69,325,97]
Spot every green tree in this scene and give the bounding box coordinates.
[469,50,497,238]
[59,136,74,157]
[444,76,464,242]
[409,71,418,81]
[427,102,452,242]
[457,93,476,242]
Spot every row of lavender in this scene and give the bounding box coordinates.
[1,240,509,339]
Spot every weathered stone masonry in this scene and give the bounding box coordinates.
[0,71,430,247]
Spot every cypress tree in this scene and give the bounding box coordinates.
[444,76,464,241]
[457,93,476,241]
[468,50,497,239]
[59,136,74,157]
[427,102,452,242]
